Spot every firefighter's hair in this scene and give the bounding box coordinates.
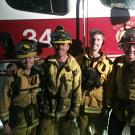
[90,29,105,45]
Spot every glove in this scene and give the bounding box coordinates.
[67,115,78,128]
[100,107,111,130]
[100,106,111,118]
[82,67,101,90]
[66,114,76,121]
[38,94,50,118]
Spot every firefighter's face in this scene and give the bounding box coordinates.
[21,56,35,69]
[90,34,104,52]
[53,43,69,57]
[122,44,135,62]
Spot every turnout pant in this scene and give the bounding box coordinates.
[78,113,108,135]
[108,110,135,135]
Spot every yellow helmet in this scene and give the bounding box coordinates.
[51,26,72,44]
[15,40,37,59]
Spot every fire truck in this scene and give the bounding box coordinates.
[0,0,135,128]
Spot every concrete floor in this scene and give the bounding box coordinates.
[0,125,130,135]
[104,126,130,135]
[0,105,130,135]
[122,126,130,135]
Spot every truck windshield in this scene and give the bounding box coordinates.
[102,0,135,10]
[5,0,68,15]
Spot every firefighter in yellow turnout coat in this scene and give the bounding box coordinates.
[0,40,40,135]
[78,29,112,135]
[38,26,82,135]
[107,29,135,135]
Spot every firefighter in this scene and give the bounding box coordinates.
[38,25,82,135]
[78,29,112,135]
[107,28,135,135]
[0,40,40,135]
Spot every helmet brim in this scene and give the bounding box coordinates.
[51,40,72,44]
[16,51,37,59]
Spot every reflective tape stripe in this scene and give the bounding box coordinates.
[51,40,72,44]
[16,52,37,59]
[15,119,39,129]
[1,112,9,122]
[84,106,101,113]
